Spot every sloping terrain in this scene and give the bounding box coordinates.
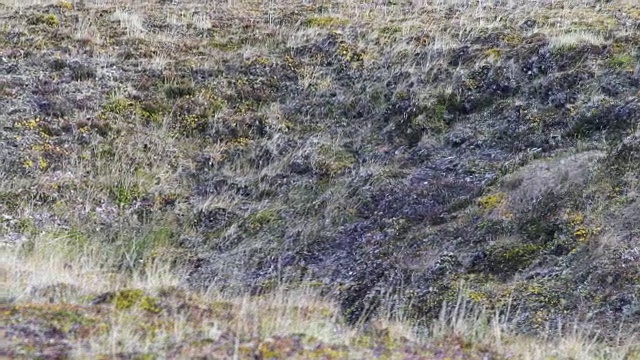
[2,0,640,358]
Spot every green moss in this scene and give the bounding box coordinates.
[394,90,409,101]
[608,54,635,70]
[56,0,74,10]
[407,90,463,140]
[502,243,542,261]
[467,290,489,304]
[102,97,135,116]
[305,346,348,359]
[17,218,37,235]
[139,295,162,314]
[256,278,279,293]
[519,217,561,244]
[109,183,141,207]
[247,56,272,67]
[316,145,356,178]
[136,100,169,124]
[209,38,242,51]
[514,282,562,308]
[112,289,161,313]
[176,114,205,135]
[246,209,280,232]
[170,91,225,135]
[113,289,144,310]
[488,242,543,274]
[29,14,60,27]
[484,48,501,60]
[378,25,402,36]
[0,192,21,212]
[6,304,101,336]
[337,42,364,63]
[435,91,463,117]
[611,42,626,54]
[501,33,523,45]
[236,100,258,115]
[204,93,226,114]
[129,354,156,360]
[210,301,234,317]
[304,16,349,28]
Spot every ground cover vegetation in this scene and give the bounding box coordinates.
[2,0,640,358]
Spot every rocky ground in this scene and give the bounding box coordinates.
[2,0,640,358]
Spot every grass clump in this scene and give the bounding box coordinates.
[70,63,96,81]
[109,183,141,207]
[315,145,356,178]
[163,83,195,100]
[246,208,280,232]
[608,54,635,70]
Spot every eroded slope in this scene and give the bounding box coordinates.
[1,0,640,347]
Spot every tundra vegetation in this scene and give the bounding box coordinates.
[2,0,640,358]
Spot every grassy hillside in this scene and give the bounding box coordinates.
[2,0,640,358]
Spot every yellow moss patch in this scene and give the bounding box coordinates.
[248,56,272,66]
[229,136,252,148]
[208,38,242,51]
[501,33,523,45]
[467,290,488,304]
[484,48,501,60]
[136,101,168,124]
[514,282,562,310]
[566,212,584,227]
[564,211,593,242]
[38,156,49,170]
[57,0,74,10]
[501,243,542,261]
[102,97,135,115]
[305,16,349,28]
[477,193,506,210]
[337,42,364,63]
[178,114,202,133]
[574,227,589,242]
[15,118,42,130]
[22,158,34,169]
[30,14,60,27]
[113,289,162,313]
